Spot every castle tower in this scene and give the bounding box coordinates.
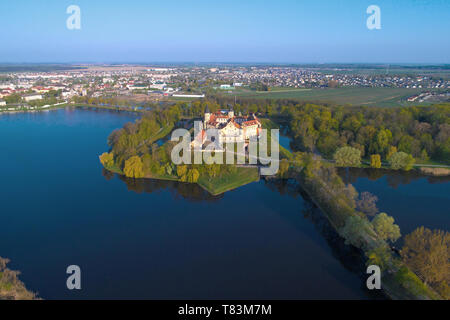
[204,106,211,123]
[228,107,234,119]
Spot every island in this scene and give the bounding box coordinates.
[100,107,291,195]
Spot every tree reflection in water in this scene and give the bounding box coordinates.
[262,178,387,299]
[101,169,390,299]
[102,168,223,202]
[337,167,450,189]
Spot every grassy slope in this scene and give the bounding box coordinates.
[197,167,260,196]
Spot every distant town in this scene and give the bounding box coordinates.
[1,64,449,112]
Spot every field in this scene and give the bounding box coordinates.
[223,87,435,107]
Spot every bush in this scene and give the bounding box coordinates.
[123,156,145,178]
[99,152,114,168]
[333,146,361,167]
[370,154,382,168]
[372,212,401,243]
[389,152,415,170]
[339,215,373,249]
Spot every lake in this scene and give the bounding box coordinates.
[0,108,446,299]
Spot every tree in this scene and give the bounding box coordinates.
[342,184,358,209]
[398,135,415,155]
[371,129,392,155]
[99,152,114,168]
[386,146,397,161]
[339,215,374,249]
[186,168,200,183]
[176,165,188,178]
[401,227,449,286]
[388,152,415,170]
[370,154,381,168]
[366,245,392,270]
[333,146,361,167]
[179,168,200,183]
[356,191,379,217]
[141,153,152,175]
[278,159,290,178]
[420,149,429,162]
[371,212,401,243]
[4,93,22,104]
[206,164,220,179]
[164,163,174,176]
[123,156,145,178]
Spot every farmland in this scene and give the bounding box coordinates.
[221,87,438,107]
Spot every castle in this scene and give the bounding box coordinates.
[191,108,262,148]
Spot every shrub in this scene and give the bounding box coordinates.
[389,152,415,170]
[123,156,145,178]
[333,146,361,167]
[370,154,382,168]
[99,152,114,168]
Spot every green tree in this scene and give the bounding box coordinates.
[176,165,188,178]
[164,163,174,176]
[123,156,145,178]
[278,159,290,178]
[333,146,361,167]
[339,216,374,249]
[372,129,392,155]
[372,212,401,243]
[386,146,397,161]
[366,245,392,270]
[401,227,449,286]
[4,93,22,104]
[370,154,382,168]
[141,153,152,175]
[99,152,114,168]
[420,149,429,162]
[388,152,415,170]
[185,169,200,183]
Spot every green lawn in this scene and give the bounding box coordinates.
[197,167,260,196]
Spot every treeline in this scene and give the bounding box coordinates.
[203,97,450,165]
[287,103,450,165]
[101,107,180,172]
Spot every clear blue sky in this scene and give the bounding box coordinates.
[1,0,449,63]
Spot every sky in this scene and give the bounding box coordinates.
[0,0,449,63]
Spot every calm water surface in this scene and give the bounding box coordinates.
[1,109,444,299]
[339,168,450,236]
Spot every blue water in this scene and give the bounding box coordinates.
[340,168,450,236]
[0,109,386,299]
